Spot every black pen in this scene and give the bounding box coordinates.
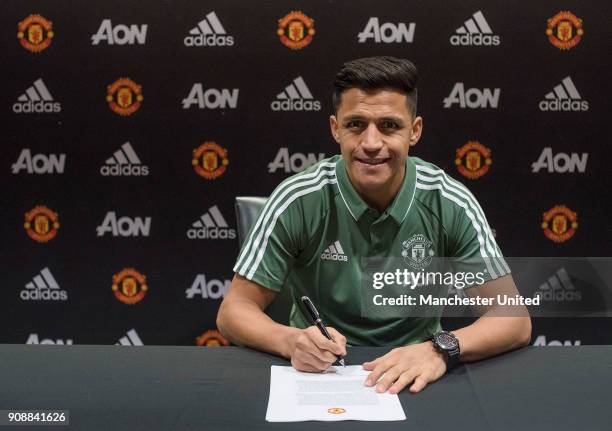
[301,296,346,367]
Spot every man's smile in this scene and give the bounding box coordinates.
[355,157,390,166]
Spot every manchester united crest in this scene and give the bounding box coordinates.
[402,234,435,269]
[546,11,583,50]
[192,141,229,179]
[327,408,346,414]
[277,11,315,49]
[17,14,53,53]
[106,78,143,116]
[455,141,492,180]
[24,205,59,243]
[112,268,147,304]
[196,329,229,346]
[542,205,578,243]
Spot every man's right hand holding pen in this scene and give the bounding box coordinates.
[288,325,347,372]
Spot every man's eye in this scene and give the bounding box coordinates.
[381,121,398,130]
[347,121,363,129]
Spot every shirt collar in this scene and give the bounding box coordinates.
[335,156,417,225]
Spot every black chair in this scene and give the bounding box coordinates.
[234,197,293,325]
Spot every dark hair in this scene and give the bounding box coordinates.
[332,56,418,117]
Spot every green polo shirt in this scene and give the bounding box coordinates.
[233,155,509,346]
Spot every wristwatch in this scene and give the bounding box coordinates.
[431,331,460,368]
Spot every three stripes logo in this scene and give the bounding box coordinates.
[116,329,144,346]
[187,205,236,239]
[321,240,348,262]
[539,76,588,112]
[100,142,149,176]
[21,267,68,301]
[271,76,321,111]
[533,268,581,302]
[13,79,61,113]
[184,12,234,47]
[450,10,500,46]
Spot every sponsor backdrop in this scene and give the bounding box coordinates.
[1,0,610,347]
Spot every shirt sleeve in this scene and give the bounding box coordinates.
[233,191,305,292]
[448,188,510,285]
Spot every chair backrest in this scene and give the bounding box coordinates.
[234,196,293,325]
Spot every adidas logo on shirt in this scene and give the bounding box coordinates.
[20,267,68,301]
[539,76,589,112]
[450,10,500,46]
[184,12,234,47]
[321,240,348,261]
[116,329,144,346]
[100,142,149,176]
[271,76,321,111]
[532,268,581,302]
[187,205,236,239]
[13,79,61,114]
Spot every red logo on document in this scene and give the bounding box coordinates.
[106,78,143,116]
[112,268,148,304]
[546,11,583,50]
[24,205,60,243]
[192,141,229,179]
[541,205,578,243]
[196,329,229,346]
[455,140,492,179]
[327,407,346,414]
[18,14,54,53]
[277,11,315,49]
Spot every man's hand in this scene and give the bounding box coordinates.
[289,326,347,372]
[362,342,447,394]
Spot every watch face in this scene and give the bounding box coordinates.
[435,332,458,350]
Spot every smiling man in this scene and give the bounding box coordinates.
[218,56,531,394]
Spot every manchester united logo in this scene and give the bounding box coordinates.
[24,205,59,243]
[546,11,583,50]
[112,268,147,304]
[17,14,53,53]
[402,234,435,269]
[327,408,346,414]
[196,329,229,347]
[541,205,578,243]
[455,141,492,180]
[192,141,229,179]
[106,78,143,116]
[277,11,315,49]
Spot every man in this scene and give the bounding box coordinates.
[217,56,531,394]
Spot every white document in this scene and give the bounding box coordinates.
[266,365,406,422]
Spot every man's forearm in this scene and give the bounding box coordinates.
[452,314,532,362]
[217,299,300,359]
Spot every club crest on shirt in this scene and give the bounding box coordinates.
[402,234,434,269]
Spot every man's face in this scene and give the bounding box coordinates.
[330,88,423,197]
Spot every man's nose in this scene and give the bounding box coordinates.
[361,123,383,152]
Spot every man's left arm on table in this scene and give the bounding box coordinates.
[363,273,531,394]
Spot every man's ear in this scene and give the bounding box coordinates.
[330,114,340,143]
[410,116,423,147]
